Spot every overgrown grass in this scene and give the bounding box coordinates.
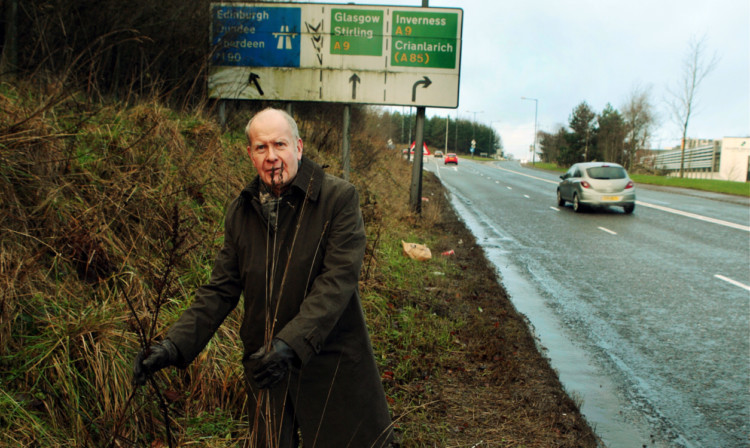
[0,82,252,446]
[0,81,461,446]
[1,82,599,447]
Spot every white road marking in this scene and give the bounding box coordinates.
[494,164,559,184]
[714,274,750,292]
[433,159,443,181]
[598,226,617,235]
[524,195,530,199]
[507,186,512,190]
[636,201,750,232]
[550,207,560,212]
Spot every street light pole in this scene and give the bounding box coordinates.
[521,97,538,166]
[465,110,483,159]
[454,110,460,152]
[466,110,484,139]
[444,115,449,154]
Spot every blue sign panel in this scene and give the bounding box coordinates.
[211,5,301,67]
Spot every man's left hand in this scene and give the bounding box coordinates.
[250,338,298,389]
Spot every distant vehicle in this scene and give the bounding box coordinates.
[444,153,458,165]
[434,150,444,157]
[557,162,635,213]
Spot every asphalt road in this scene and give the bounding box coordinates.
[423,157,750,448]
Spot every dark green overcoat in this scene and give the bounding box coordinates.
[167,157,393,447]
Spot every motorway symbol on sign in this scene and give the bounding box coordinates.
[211,5,301,67]
[273,25,297,50]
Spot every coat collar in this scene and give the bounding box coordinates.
[240,156,324,203]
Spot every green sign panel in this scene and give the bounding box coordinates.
[331,9,384,56]
[391,11,458,69]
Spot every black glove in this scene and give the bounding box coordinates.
[133,339,179,386]
[250,338,298,389]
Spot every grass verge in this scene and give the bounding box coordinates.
[0,83,599,447]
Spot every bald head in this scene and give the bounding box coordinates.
[245,108,300,145]
[245,108,303,195]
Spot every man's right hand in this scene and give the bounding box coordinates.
[133,339,179,386]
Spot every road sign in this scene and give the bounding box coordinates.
[330,8,384,56]
[211,6,301,67]
[209,2,463,108]
[391,10,459,69]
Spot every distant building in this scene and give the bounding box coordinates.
[719,138,750,182]
[643,137,749,182]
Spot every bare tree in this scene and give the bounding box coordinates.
[667,35,719,177]
[622,84,656,170]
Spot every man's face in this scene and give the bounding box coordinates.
[246,110,303,193]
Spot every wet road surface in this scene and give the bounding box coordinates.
[425,158,749,447]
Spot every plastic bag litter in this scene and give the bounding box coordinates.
[402,240,432,261]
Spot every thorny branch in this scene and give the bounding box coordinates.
[111,203,198,448]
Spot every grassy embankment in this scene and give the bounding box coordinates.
[530,161,750,197]
[0,83,597,447]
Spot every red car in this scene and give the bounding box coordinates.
[444,153,458,165]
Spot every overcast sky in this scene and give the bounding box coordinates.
[325,0,749,160]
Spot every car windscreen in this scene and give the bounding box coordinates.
[587,166,626,179]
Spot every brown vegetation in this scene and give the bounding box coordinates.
[0,80,598,446]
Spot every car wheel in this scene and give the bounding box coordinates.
[557,189,566,206]
[623,204,635,214]
[573,194,583,213]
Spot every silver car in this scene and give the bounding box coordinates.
[557,162,636,214]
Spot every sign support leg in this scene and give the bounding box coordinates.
[218,100,226,130]
[342,104,351,181]
[409,107,426,214]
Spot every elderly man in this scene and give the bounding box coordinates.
[134,108,394,447]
